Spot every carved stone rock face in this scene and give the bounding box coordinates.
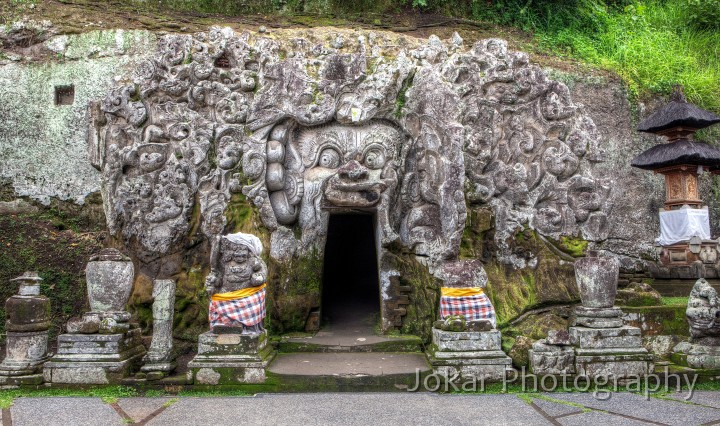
[91,28,615,330]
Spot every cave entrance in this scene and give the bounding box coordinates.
[321,213,381,330]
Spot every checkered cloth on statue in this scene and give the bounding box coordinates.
[209,283,267,327]
[440,287,496,327]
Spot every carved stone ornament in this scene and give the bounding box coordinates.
[90,28,612,270]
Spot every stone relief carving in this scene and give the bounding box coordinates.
[91,27,613,330]
[687,278,720,340]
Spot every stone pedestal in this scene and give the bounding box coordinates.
[188,330,275,385]
[672,341,720,370]
[142,279,177,376]
[0,272,51,386]
[568,322,652,378]
[43,328,146,384]
[427,328,511,381]
[530,341,575,375]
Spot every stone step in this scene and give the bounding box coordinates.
[266,352,431,392]
[277,334,423,353]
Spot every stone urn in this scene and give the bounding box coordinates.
[574,250,620,308]
[85,248,134,314]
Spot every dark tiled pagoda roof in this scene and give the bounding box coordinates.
[631,139,720,170]
[637,89,720,133]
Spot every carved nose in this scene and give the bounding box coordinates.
[338,160,368,181]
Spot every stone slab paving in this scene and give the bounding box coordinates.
[146,393,550,426]
[556,410,653,426]
[664,391,720,409]
[532,398,586,417]
[10,397,124,426]
[542,392,720,425]
[116,397,174,423]
[5,392,720,425]
[268,352,430,376]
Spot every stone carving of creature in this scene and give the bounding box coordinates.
[205,233,268,334]
[269,121,404,245]
[687,278,720,341]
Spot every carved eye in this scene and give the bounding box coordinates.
[318,148,341,169]
[364,149,385,170]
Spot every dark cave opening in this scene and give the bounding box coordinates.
[321,213,381,328]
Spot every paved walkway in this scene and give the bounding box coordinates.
[2,391,720,425]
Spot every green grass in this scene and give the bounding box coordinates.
[0,386,138,409]
[412,0,720,118]
[662,296,688,306]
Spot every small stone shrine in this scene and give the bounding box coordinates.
[0,272,51,386]
[188,232,275,385]
[426,260,512,381]
[672,278,720,370]
[531,251,652,378]
[43,249,146,384]
[632,87,720,279]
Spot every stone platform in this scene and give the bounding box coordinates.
[188,331,275,385]
[43,328,146,384]
[673,341,720,370]
[570,325,652,378]
[427,328,512,381]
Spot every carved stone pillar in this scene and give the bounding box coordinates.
[141,279,177,378]
[0,272,50,385]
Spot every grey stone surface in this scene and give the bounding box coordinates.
[117,398,173,423]
[574,251,620,308]
[0,30,155,204]
[11,397,124,426]
[531,398,584,417]
[530,341,575,375]
[547,392,720,426]
[673,341,720,369]
[557,410,649,426]
[268,352,429,376]
[686,278,720,340]
[85,249,134,313]
[569,326,642,349]
[143,279,176,371]
[665,391,720,408]
[432,328,501,351]
[147,394,550,425]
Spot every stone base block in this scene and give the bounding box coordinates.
[575,348,653,378]
[43,328,146,384]
[529,341,575,375]
[672,341,720,369]
[432,328,501,352]
[0,330,49,376]
[574,307,623,328]
[570,326,642,349]
[428,349,511,382]
[188,331,275,384]
[0,373,44,386]
[432,364,510,382]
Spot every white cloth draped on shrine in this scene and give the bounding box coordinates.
[656,207,711,246]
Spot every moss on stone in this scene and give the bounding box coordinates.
[266,251,323,334]
[459,206,494,260]
[382,250,440,343]
[557,236,588,257]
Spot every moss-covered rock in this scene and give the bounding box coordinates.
[508,335,534,368]
[616,282,662,307]
[266,251,323,334]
